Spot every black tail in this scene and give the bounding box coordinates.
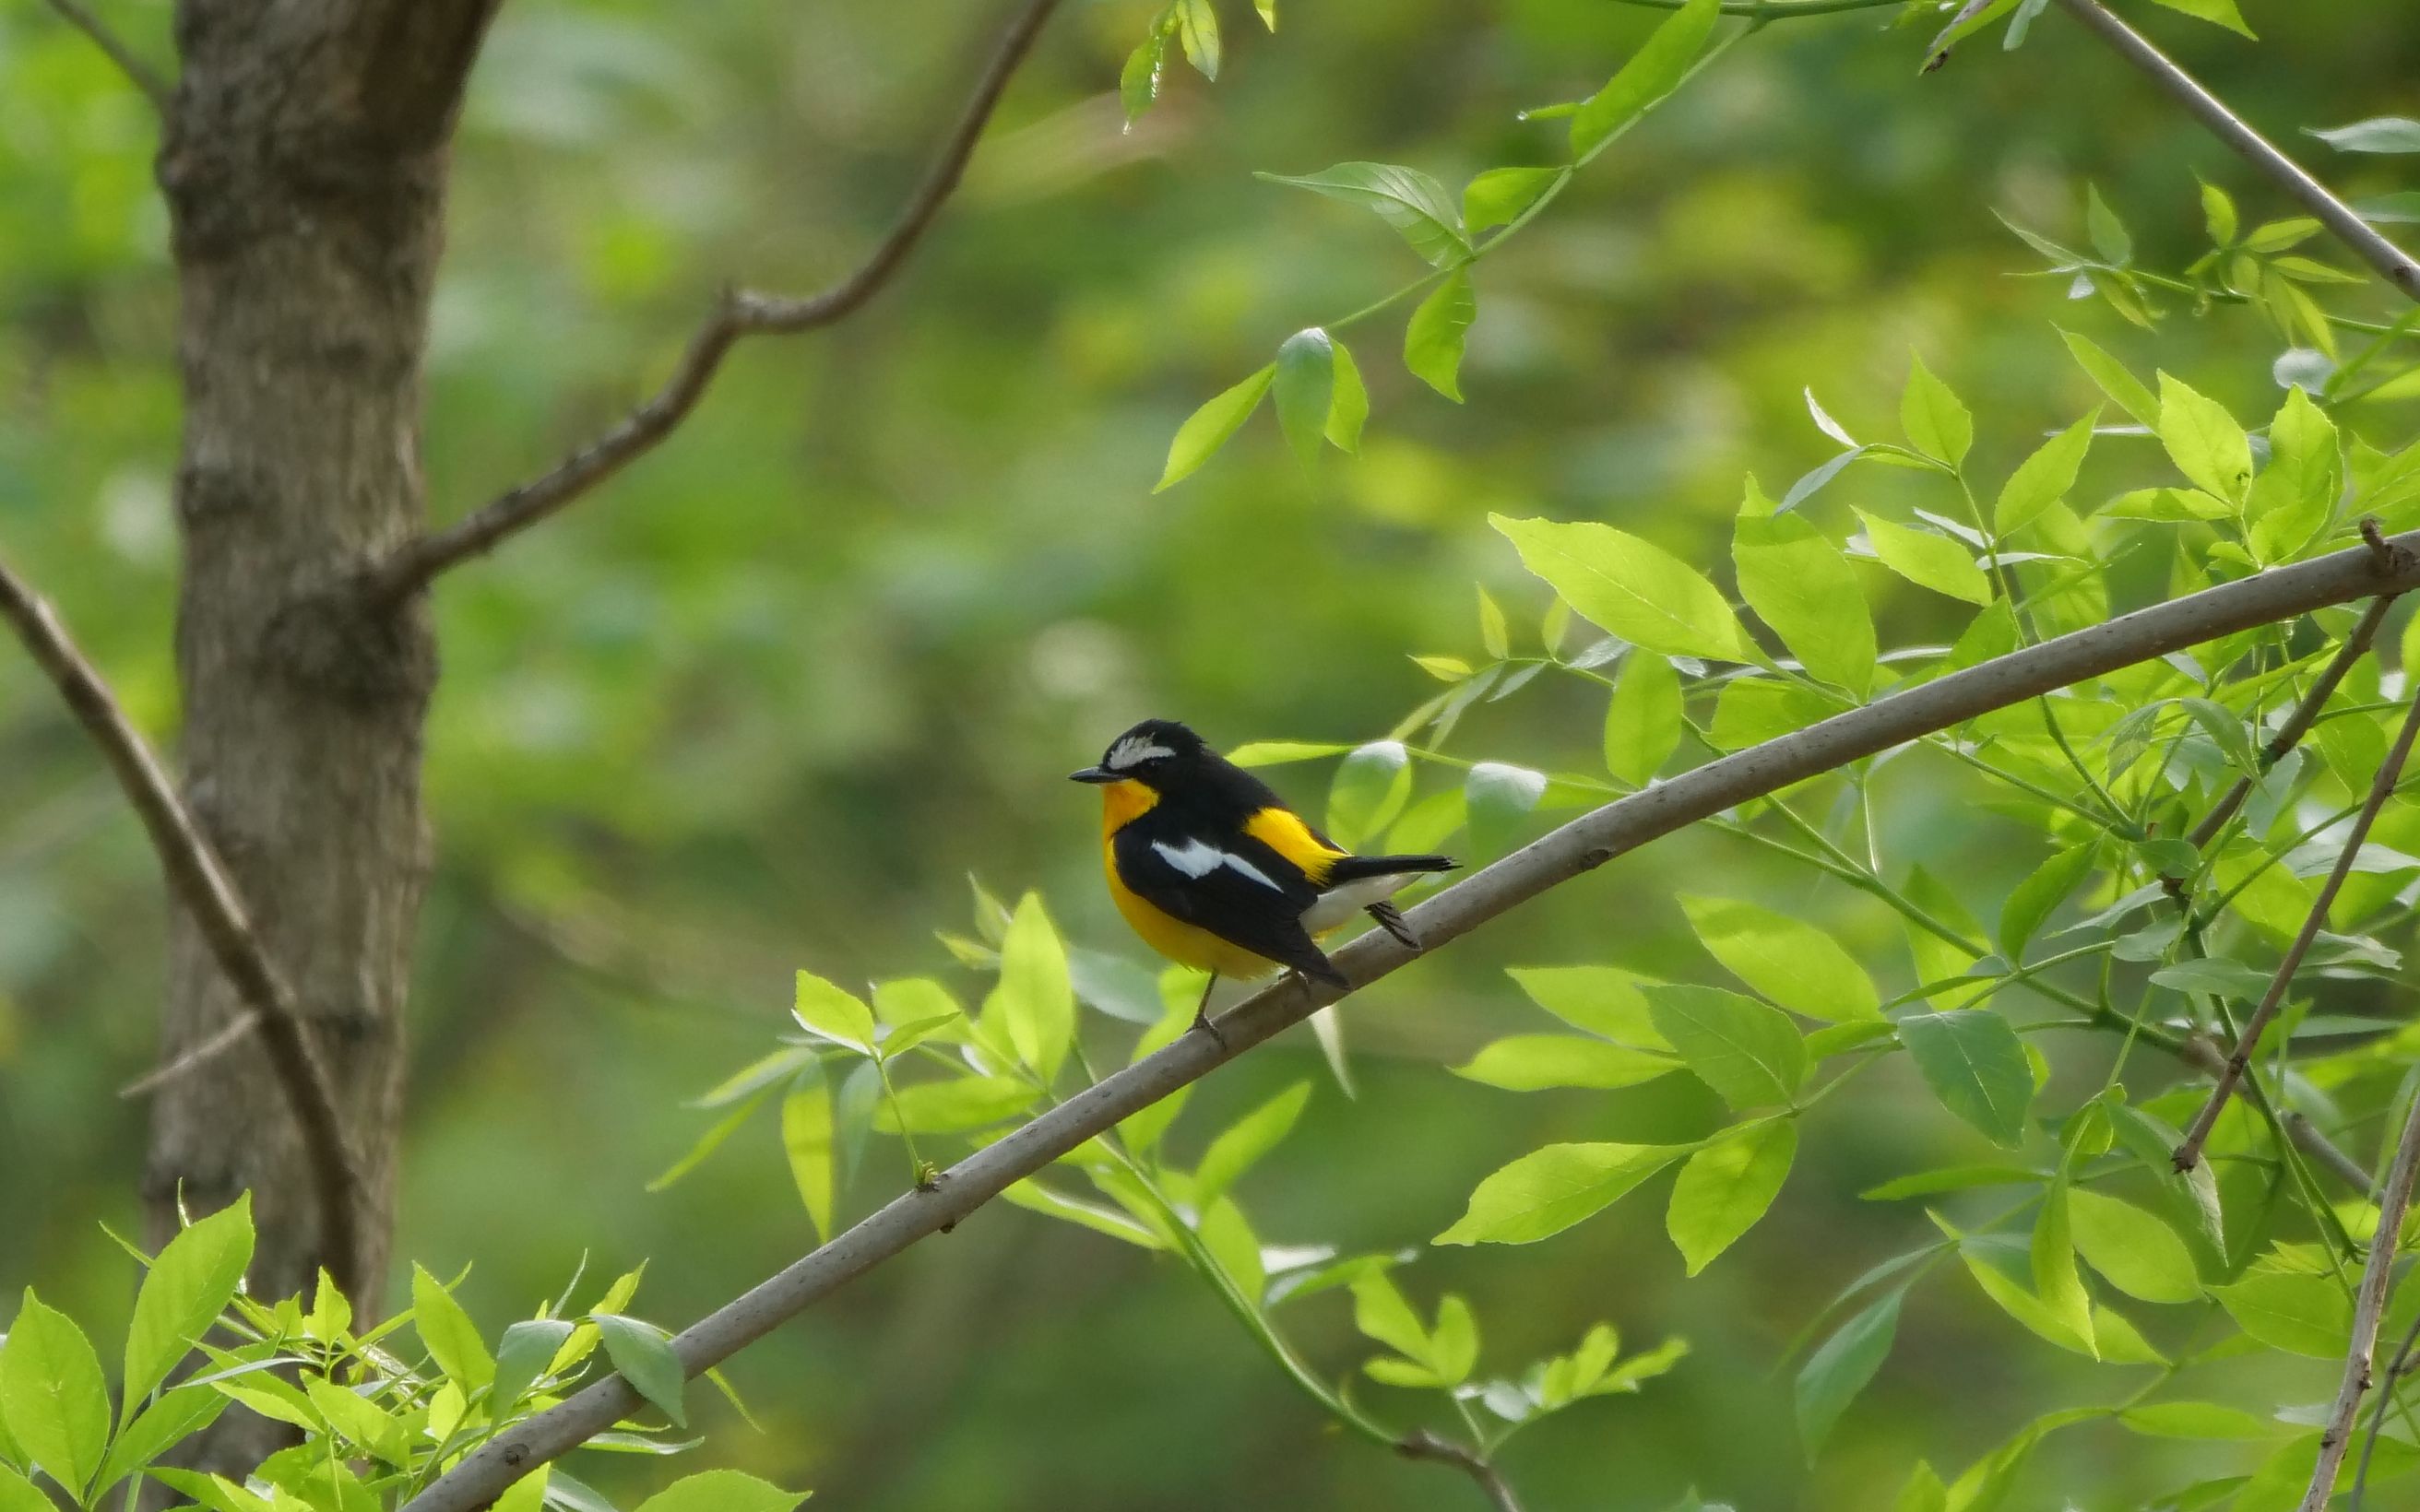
[1327,853,1457,885]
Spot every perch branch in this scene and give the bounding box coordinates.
[41,0,171,112]
[362,0,1062,605]
[400,528,2420,1512]
[1397,1431,1524,1512]
[2173,678,2420,1175]
[2300,1088,2420,1511]
[0,552,367,1297]
[2051,0,2420,301]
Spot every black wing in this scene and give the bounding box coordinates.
[1113,822,1344,985]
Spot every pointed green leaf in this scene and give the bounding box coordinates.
[1796,1292,1899,1458]
[991,892,1073,1081]
[1175,0,1220,78]
[593,1314,687,1428]
[1569,0,1723,159]
[1451,1035,1677,1091]
[1667,1121,1796,1274]
[1195,1081,1311,1202]
[2156,372,2253,503]
[1327,740,1412,850]
[1734,512,1875,694]
[1435,1142,1687,1245]
[2146,0,2254,37]
[2309,117,2420,153]
[1999,840,2096,962]
[792,970,876,1052]
[125,1194,255,1410]
[1274,328,1335,469]
[1494,514,1749,659]
[1995,411,2098,536]
[412,1265,494,1392]
[1463,166,1561,234]
[2060,330,2157,426]
[1679,894,1880,1022]
[2031,1185,2097,1356]
[1257,163,1469,266]
[1644,984,1807,1108]
[1604,650,1683,784]
[1508,965,1669,1047]
[1157,366,1274,490]
[2212,1269,2350,1357]
[1900,354,1973,466]
[781,1074,836,1240]
[1898,1010,2034,1147]
[632,1471,806,1512]
[0,1292,110,1495]
[2068,1190,2200,1304]
[1405,269,1477,401]
[1325,339,1369,452]
[1855,511,1991,605]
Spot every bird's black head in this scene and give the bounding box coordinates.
[1070,718,1211,789]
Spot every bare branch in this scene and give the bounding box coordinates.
[1397,1430,1524,1512]
[2300,1089,2420,1511]
[0,552,368,1298]
[42,0,172,112]
[2175,677,2420,1174]
[2352,1313,2420,1509]
[362,0,1063,606]
[2052,0,2420,302]
[400,529,2420,1512]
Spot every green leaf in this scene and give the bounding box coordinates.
[2149,956,2272,1000]
[1175,0,1220,77]
[1429,1295,1479,1386]
[1854,511,1991,605]
[2119,1401,2281,1440]
[491,1318,576,1416]
[1465,761,1547,856]
[2247,385,2341,564]
[2084,183,2134,265]
[125,1194,255,1410]
[302,1376,408,1466]
[1679,894,1880,1022]
[1001,1179,1165,1248]
[1903,867,1984,1009]
[792,970,876,1052]
[593,1314,687,1428]
[1349,1272,1431,1364]
[1733,511,1875,694]
[2060,330,2157,427]
[1194,1081,1311,1202]
[873,1074,1039,1133]
[1569,0,1723,159]
[2030,1186,2097,1357]
[781,1074,836,1239]
[1325,340,1369,453]
[1507,965,1669,1047]
[2156,372,2253,504]
[1463,166,1561,234]
[1476,586,1510,659]
[1327,740,1413,850]
[1898,1011,2034,1147]
[91,1385,225,1502]
[1435,1142,1687,1245]
[1273,328,1335,469]
[1157,366,1275,490]
[2309,116,2420,153]
[2145,0,2253,37]
[1451,1034,1677,1091]
[1604,650,1683,785]
[1119,30,1168,123]
[1994,411,2098,536]
[1405,269,1477,401]
[2201,179,2239,244]
[1900,354,1973,466]
[147,1471,272,1512]
[2067,1190,2200,1304]
[412,1265,495,1392]
[1796,1292,1899,1458]
[1999,840,2096,962]
[1860,1164,2042,1200]
[1228,740,1350,767]
[0,1467,53,1512]
[1644,984,1806,1108]
[2212,1270,2351,1358]
[1494,514,1748,660]
[1257,163,1469,266]
[1960,1251,2092,1354]
[1704,678,1847,751]
[991,893,1073,1081]
[631,1470,807,1512]
[1667,1121,1795,1274]
[0,1292,111,1495]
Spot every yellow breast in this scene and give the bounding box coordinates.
[1097,779,1285,978]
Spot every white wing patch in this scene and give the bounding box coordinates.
[1106,735,1177,771]
[1152,837,1283,892]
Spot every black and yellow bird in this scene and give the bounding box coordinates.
[1072,719,1457,1038]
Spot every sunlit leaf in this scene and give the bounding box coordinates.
[1405,269,1477,400]
[631,1470,806,1512]
[1451,1034,1677,1091]
[1796,1291,1899,1458]
[1679,894,1880,1022]
[1273,328,1335,469]
[1898,1010,2033,1147]
[1435,1142,1687,1246]
[0,1291,111,1495]
[593,1314,686,1428]
[1157,366,1275,490]
[125,1194,255,1411]
[2156,372,2253,504]
[1900,354,1973,466]
[1994,411,2098,536]
[1645,984,1807,1108]
[1604,650,1683,785]
[1667,1120,1795,1274]
[1854,511,1992,605]
[1257,163,1469,266]
[1463,166,1562,234]
[1734,510,1875,695]
[1569,0,1723,159]
[1494,514,1749,660]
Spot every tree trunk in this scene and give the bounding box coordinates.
[142,0,496,1475]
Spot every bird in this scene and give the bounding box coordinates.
[1071,718,1457,1042]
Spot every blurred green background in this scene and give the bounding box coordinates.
[5,0,2418,1506]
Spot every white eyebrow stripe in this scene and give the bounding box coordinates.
[1106,736,1178,771]
[1153,838,1283,892]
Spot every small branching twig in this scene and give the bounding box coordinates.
[2301,1091,2420,1511]
[1398,1430,1524,1512]
[2052,0,2420,302]
[42,0,171,112]
[2176,684,2420,1174]
[399,533,2420,1512]
[0,552,368,1297]
[2352,1316,2420,1509]
[362,0,1061,604]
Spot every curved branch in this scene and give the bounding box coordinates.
[0,552,368,1297]
[2051,0,2420,302]
[401,528,2420,1512]
[362,0,1062,606]
[42,0,171,112]
[1397,1430,1524,1512]
[2302,1088,2420,1511]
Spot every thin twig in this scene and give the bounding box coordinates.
[1397,1430,1524,1512]
[117,1008,263,1098]
[2052,0,2420,302]
[2175,683,2420,1174]
[1920,0,1999,72]
[399,529,2420,1512]
[362,0,1062,605]
[0,553,367,1298]
[41,0,172,112]
[2351,1313,2420,1510]
[2301,1091,2420,1511]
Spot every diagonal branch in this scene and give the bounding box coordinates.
[2301,1088,2420,1511]
[42,0,172,112]
[0,552,368,1298]
[2174,673,2420,1175]
[2052,0,2420,302]
[361,0,1062,607]
[400,528,2420,1512]
[1397,1430,1524,1512]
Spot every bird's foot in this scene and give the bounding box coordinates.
[1191,1006,1229,1051]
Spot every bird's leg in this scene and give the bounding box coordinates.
[1191,972,1227,1049]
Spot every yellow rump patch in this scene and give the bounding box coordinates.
[1244,806,1342,886]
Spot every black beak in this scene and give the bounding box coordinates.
[1069,766,1116,784]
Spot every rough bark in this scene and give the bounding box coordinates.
[143,0,496,1475]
